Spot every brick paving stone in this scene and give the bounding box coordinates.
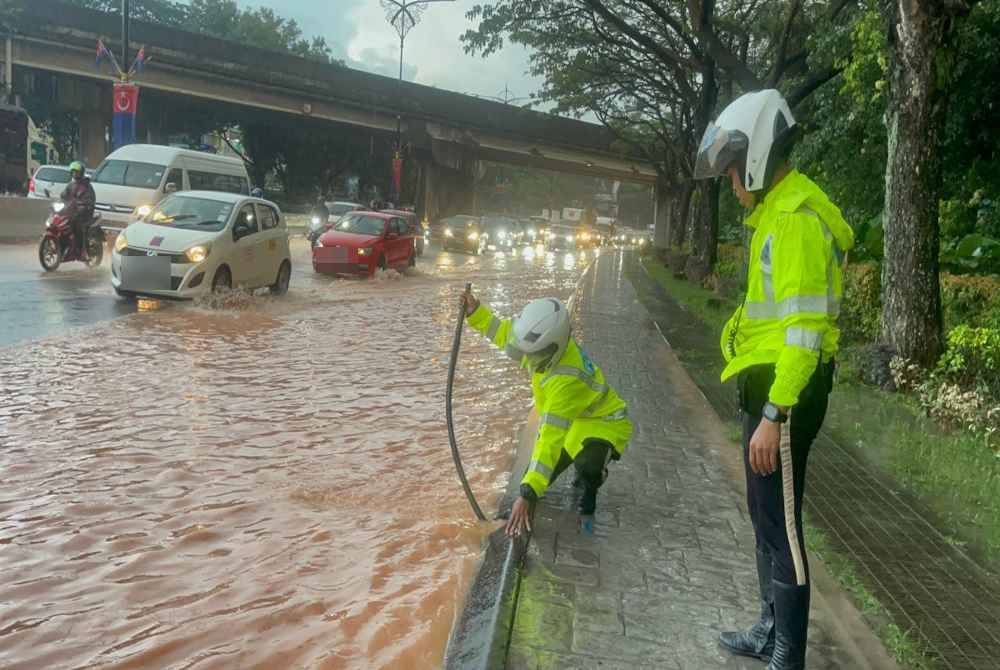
[506,253,882,670]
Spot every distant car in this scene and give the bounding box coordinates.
[28,165,71,199]
[481,215,520,249]
[382,208,426,256]
[441,215,486,255]
[546,223,580,250]
[110,191,291,299]
[313,211,416,276]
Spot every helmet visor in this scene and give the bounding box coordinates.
[693,124,748,180]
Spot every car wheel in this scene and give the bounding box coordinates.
[212,266,232,293]
[270,260,291,295]
[114,287,136,302]
[408,250,416,268]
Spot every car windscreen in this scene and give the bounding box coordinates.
[335,214,386,236]
[93,160,167,190]
[329,203,357,216]
[35,167,70,183]
[144,195,234,231]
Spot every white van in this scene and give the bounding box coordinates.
[91,145,251,226]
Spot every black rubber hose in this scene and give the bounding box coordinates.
[447,282,487,521]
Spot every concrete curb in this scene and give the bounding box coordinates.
[443,258,598,670]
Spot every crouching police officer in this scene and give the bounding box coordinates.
[693,90,854,669]
[461,287,632,536]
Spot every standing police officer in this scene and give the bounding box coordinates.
[693,90,854,669]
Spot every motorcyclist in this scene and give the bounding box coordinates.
[461,287,632,536]
[693,90,854,670]
[308,197,331,242]
[61,161,96,257]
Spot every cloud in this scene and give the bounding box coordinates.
[250,1,545,106]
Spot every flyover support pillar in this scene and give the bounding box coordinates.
[2,37,12,102]
[653,176,670,251]
[79,111,108,170]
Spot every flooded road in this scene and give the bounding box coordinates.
[0,239,596,669]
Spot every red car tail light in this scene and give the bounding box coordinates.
[28,178,35,194]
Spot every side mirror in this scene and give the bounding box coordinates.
[165,182,178,194]
[44,188,51,198]
[233,222,251,241]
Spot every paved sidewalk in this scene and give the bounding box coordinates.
[505,252,897,670]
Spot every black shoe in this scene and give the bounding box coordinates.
[767,580,810,670]
[720,549,775,661]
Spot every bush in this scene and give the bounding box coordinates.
[940,273,1000,330]
[841,261,881,343]
[937,325,1000,394]
[714,243,744,281]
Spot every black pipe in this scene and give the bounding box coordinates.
[447,283,487,521]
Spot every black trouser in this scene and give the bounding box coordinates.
[739,362,833,586]
[549,438,616,515]
[70,213,89,255]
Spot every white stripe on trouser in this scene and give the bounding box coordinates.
[780,423,808,586]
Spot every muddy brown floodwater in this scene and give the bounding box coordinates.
[0,242,595,669]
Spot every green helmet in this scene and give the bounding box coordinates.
[69,161,85,176]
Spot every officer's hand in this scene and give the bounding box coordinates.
[505,496,533,538]
[749,419,781,476]
[462,287,479,316]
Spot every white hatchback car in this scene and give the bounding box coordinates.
[111,191,291,299]
[28,165,72,199]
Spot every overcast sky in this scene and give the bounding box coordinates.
[248,1,544,106]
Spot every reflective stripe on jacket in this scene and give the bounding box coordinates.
[468,303,632,498]
[720,170,854,407]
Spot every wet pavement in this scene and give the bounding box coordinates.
[627,256,1000,670]
[0,238,597,669]
[505,252,898,670]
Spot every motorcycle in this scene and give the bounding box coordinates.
[306,214,332,245]
[38,201,104,272]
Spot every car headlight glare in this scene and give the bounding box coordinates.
[186,244,210,263]
[135,204,152,218]
[115,233,128,252]
[444,228,453,237]
[565,235,574,242]
[52,202,66,213]
[357,247,372,256]
[468,232,479,240]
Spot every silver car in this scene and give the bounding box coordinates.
[29,165,71,199]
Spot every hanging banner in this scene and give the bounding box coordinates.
[112,83,139,149]
[392,155,403,201]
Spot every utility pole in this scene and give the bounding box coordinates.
[121,0,130,75]
[380,0,455,203]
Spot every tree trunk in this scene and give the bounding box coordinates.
[673,181,694,249]
[879,0,953,365]
[690,179,719,265]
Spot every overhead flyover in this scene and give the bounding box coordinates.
[2,0,658,184]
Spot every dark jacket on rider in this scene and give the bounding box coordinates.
[61,178,96,219]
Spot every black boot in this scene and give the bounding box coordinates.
[720,549,775,661]
[767,580,810,670]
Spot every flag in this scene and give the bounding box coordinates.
[96,39,110,67]
[112,83,140,149]
[130,46,147,75]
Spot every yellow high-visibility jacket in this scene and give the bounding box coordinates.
[468,304,632,498]
[721,170,855,407]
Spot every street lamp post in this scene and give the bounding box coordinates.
[380,0,454,203]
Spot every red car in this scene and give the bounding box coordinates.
[312,211,416,276]
[382,208,426,256]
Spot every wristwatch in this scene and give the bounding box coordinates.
[763,402,789,424]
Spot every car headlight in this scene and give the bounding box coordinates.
[115,233,128,252]
[498,231,506,239]
[566,235,574,242]
[527,228,535,236]
[311,216,321,226]
[582,233,591,241]
[52,202,65,213]
[444,228,453,237]
[185,244,210,263]
[135,204,152,218]
[468,232,479,240]
[357,247,372,256]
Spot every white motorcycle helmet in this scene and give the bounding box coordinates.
[511,298,571,372]
[694,89,797,192]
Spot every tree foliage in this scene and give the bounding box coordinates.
[65,0,338,64]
